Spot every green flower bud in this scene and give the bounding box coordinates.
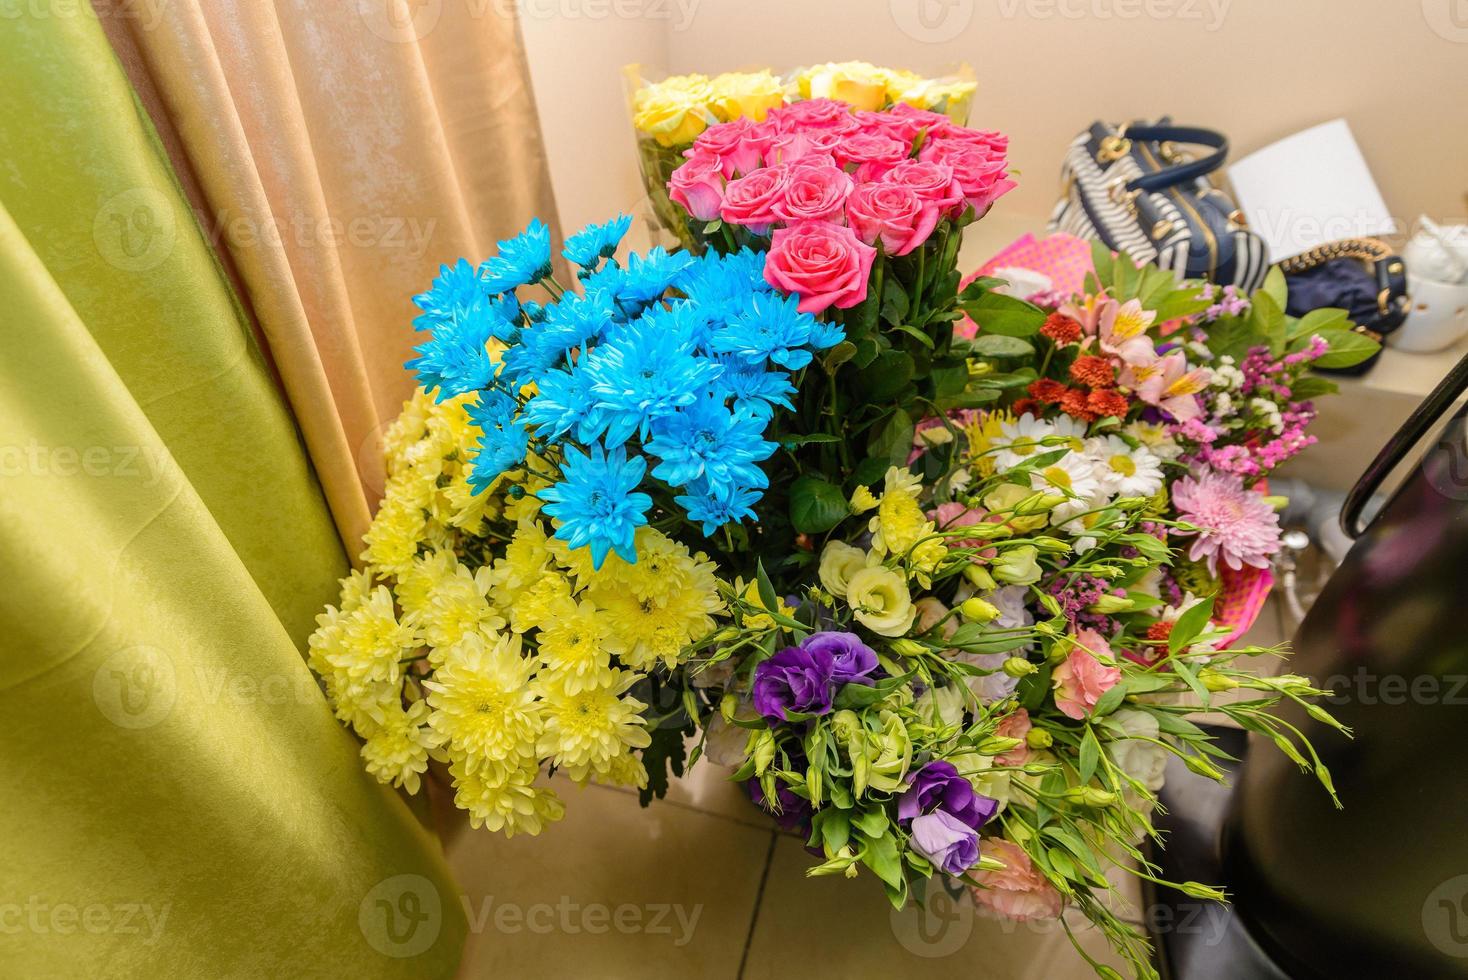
[962,564,997,590]
[752,730,776,775]
[1028,535,1072,554]
[1088,594,1134,614]
[1178,881,1227,902]
[1199,668,1239,692]
[993,545,1041,585]
[889,638,926,657]
[1182,753,1226,780]
[1025,728,1054,749]
[960,596,1000,624]
[1062,786,1118,807]
[1002,656,1038,678]
[976,735,1023,755]
[1262,495,1289,511]
[720,692,738,722]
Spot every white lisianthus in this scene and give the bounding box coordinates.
[951,750,1012,812]
[1107,709,1168,792]
[818,540,869,599]
[914,682,967,728]
[846,565,917,636]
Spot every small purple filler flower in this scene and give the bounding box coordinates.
[800,631,878,683]
[898,760,999,831]
[752,631,876,722]
[910,811,981,875]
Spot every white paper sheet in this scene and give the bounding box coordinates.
[1226,119,1396,261]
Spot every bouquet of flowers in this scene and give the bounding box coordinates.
[627,61,977,249]
[307,96,1377,977]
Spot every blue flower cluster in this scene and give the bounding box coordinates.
[406,216,845,568]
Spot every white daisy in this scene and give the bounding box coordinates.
[1050,415,1090,453]
[1087,435,1164,497]
[1124,420,1182,461]
[991,413,1057,472]
[1029,449,1101,521]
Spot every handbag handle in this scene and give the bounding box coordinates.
[1111,124,1230,193]
[1340,349,1468,537]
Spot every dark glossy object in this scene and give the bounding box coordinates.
[1222,394,1468,976]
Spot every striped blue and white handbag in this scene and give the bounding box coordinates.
[1049,120,1270,293]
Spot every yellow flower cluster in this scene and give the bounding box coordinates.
[630,62,976,147]
[307,390,725,836]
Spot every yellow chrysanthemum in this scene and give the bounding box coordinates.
[964,409,1015,477]
[336,567,376,613]
[536,668,652,780]
[307,603,404,730]
[360,699,440,794]
[537,600,614,693]
[424,632,541,778]
[507,570,575,634]
[870,470,934,558]
[597,587,718,671]
[590,750,650,790]
[409,558,507,654]
[447,756,565,836]
[395,549,460,618]
[331,586,416,686]
[382,389,437,478]
[361,492,427,577]
[583,527,717,608]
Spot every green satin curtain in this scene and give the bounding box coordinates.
[0,10,464,978]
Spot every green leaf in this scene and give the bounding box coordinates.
[1310,327,1381,369]
[868,411,915,467]
[1090,680,1127,717]
[638,718,693,806]
[789,475,849,534]
[1289,374,1340,400]
[856,350,916,400]
[970,334,1035,357]
[957,290,1047,337]
[892,322,936,348]
[1249,291,1287,357]
[1090,240,1117,291]
[823,341,857,370]
[852,806,888,838]
[1078,727,1101,783]
[1288,307,1350,341]
[861,832,905,890]
[754,559,780,617]
[881,279,910,325]
[781,432,843,447]
[1261,265,1287,311]
[1169,594,1216,654]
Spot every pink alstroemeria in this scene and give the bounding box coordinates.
[1060,293,1157,365]
[1127,351,1212,421]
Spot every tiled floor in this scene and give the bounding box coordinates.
[445,595,1298,979]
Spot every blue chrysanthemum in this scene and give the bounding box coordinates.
[645,395,775,490]
[480,218,553,294]
[583,320,723,445]
[563,214,632,273]
[711,291,821,370]
[412,258,487,332]
[522,366,606,444]
[615,246,696,306]
[675,480,763,536]
[539,444,652,568]
[712,357,797,419]
[469,417,530,492]
[405,315,498,400]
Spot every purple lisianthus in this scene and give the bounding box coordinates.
[801,631,878,683]
[746,778,813,834]
[898,760,999,831]
[752,645,837,722]
[910,810,981,875]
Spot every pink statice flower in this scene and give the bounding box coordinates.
[1171,467,1282,573]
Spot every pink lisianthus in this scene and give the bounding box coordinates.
[879,159,964,246]
[993,708,1032,768]
[1052,629,1122,720]
[690,117,771,178]
[773,163,854,222]
[846,183,928,255]
[764,221,876,313]
[970,838,1064,921]
[1172,468,1282,574]
[1126,350,1212,422]
[667,151,725,221]
[719,166,790,234]
[919,139,1017,215]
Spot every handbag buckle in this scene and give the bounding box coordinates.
[1107,179,1140,214]
[1097,134,1132,164]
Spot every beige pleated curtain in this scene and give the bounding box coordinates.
[98,0,562,551]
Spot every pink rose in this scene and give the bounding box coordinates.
[764,221,876,314]
[846,182,928,256]
[667,151,725,221]
[1051,629,1122,720]
[993,708,1031,768]
[719,165,790,234]
[936,125,1010,156]
[920,139,1017,215]
[767,130,844,166]
[881,159,965,232]
[773,164,854,222]
[971,838,1064,922]
[857,103,948,144]
[692,118,772,178]
[768,98,859,134]
[833,132,909,181]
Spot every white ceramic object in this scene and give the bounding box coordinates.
[990,265,1052,300]
[1389,272,1468,353]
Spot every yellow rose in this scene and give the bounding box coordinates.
[846,565,916,637]
[797,61,889,112]
[709,70,785,123]
[633,74,714,147]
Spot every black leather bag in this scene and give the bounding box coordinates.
[1281,238,1410,375]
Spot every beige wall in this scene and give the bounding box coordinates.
[523,0,1468,239]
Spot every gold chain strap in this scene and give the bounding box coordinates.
[1277,237,1394,273]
